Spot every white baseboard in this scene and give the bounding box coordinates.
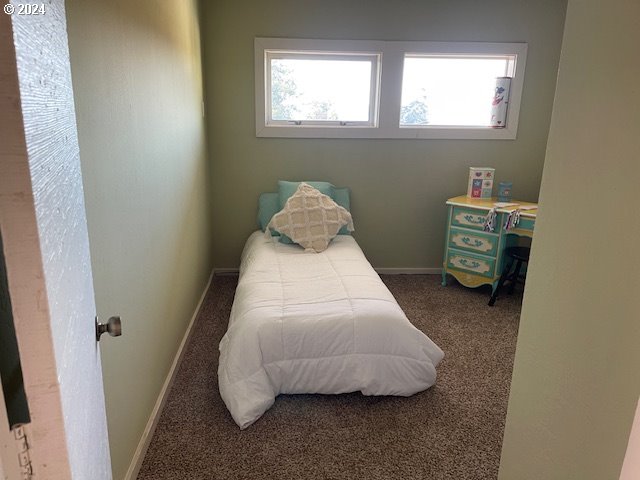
[124,270,214,480]
[214,267,442,275]
[375,268,441,275]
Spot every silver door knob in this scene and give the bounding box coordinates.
[96,316,122,341]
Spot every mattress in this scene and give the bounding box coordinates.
[218,231,444,429]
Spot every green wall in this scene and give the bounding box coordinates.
[499,0,640,478]
[66,1,212,479]
[201,0,567,269]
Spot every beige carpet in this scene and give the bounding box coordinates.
[137,275,521,480]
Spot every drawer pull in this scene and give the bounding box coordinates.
[462,237,483,248]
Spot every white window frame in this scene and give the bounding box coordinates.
[255,38,528,140]
[399,53,517,128]
[265,50,381,128]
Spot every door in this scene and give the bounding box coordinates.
[0,3,112,479]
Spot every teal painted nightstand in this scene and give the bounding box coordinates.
[441,195,537,293]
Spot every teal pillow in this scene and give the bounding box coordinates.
[278,180,334,210]
[257,192,280,235]
[333,188,351,234]
[333,188,350,209]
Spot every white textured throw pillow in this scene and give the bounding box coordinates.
[265,183,354,253]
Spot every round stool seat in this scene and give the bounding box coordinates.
[504,246,530,262]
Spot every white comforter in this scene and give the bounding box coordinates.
[218,231,444,429]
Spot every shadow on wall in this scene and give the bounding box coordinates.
[67,0,203,90]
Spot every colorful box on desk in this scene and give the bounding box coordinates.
[467,167,495,199]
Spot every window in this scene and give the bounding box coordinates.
[255,39,527,139]
[400,55,516,127]
[267,52,380,126]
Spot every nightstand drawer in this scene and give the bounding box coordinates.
[446,249,496,278]
[448,227,498,256]
[451,206,488,231]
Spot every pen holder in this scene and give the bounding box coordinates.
[498,181,513,202]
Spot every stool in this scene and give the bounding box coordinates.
[488,246,531,306]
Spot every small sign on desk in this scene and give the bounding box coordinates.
[467,167,495,199]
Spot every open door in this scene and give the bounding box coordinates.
[0,2,113,479]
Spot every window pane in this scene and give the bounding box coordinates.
[270,57,372,122]
[400,56,509,127]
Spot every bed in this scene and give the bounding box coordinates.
[218,228,444,429]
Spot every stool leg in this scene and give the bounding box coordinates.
[489,259,513,306]
[508,260,523,295]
